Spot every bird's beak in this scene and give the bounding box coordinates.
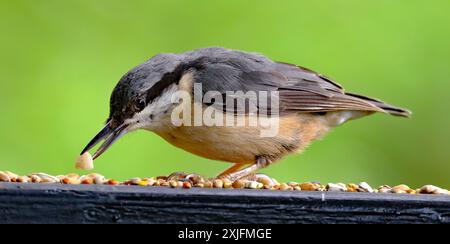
[80,121,129,160]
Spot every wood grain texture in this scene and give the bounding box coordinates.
[0,182,449,224]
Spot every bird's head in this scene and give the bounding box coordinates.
[80,53,187,160]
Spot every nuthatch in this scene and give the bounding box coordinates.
[80,47,411,181]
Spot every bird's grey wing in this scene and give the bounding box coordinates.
[273,62,384,113]
[194,60,387,115]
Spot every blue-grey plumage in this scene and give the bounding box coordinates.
[81,47,411,180]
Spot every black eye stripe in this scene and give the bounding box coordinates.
[145,71,180,104]
[144,61,201,105]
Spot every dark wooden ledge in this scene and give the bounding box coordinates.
[0,182,449,224]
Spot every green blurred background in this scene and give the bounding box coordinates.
[1,0,449,188]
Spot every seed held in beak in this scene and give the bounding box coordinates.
[80,121,129,161]
[75,152,94,170]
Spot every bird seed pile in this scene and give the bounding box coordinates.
[0,170,449,195]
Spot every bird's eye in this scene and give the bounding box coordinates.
[136,99,146,111]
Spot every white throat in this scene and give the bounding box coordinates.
[125,84,179,132]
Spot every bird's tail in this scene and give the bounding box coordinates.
[345,92,412,118]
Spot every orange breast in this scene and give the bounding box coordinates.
[155,113,330,164]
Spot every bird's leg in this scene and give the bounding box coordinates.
[216,163,246,179]
[220,157,273,181]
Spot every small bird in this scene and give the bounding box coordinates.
[80,47,411,181]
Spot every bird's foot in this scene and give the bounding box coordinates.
[217,157,275,181]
